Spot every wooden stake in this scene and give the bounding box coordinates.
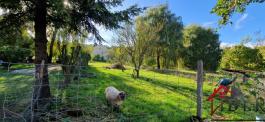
[197,60,203,118]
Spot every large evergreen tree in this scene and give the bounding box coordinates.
[0,0,142,120]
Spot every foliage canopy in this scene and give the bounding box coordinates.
[183,25,222,71]
[221,45,264,71]
[212,0,265,25]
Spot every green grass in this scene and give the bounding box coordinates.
[0,62,264,121]
[11,64,34,69]
[0,63,34,71]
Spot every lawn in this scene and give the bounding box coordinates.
[0,62,264,121]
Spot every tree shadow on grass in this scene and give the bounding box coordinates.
[137,76,217,119]
[0,72,34,120]
[0,64,195,121]
[138,76,197,99]
[55,65,193,121]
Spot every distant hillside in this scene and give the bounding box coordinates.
[92,45,109,60]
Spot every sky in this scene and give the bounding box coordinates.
[0,1,264,46]
[98,0,265,47]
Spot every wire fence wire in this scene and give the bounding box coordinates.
[1,62,265,121]
[5,62,265,121]
[0,62,198,121]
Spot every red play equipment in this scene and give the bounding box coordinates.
[207,76,237,115]
[208,69,256,116]
[207,85,231,102]
[207,84,232,115]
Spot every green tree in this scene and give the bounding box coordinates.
[183,25,222,71]
[255,32,265,60]
[93,54,106,62]
[0,46,31,65]
[80,45,93,66]
[116,23,150,78]
[139,5,183,69]
[107,46,128,65]
[257,46,265,60]
[47,27,58,63]
[221,45,264,71]
[80,51,91,66]
[212,0,265,25]
[0,26,34,66]
[0,0,142,120]
[57,30,86,87]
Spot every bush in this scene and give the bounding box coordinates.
[0,46,31,63]
[80,51,91,66]
[145,58,156,67]
[221,45,264,71]
[93,54,106,62]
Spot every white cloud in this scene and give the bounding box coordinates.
[220,42,236,48]
[202,21,216,27]
[244,42,255,48]
[220,42,255,48]
[234,13,248,30]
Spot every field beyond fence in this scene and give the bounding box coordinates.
[0,62,264,121]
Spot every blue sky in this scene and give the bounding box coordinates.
[99,0,265,46]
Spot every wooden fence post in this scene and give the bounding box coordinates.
[196,60,203,119]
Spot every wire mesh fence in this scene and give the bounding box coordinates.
[1,62,264,121]
[0,62,197,121]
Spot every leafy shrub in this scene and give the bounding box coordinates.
[221,45,264,71]
[80,51,91,66]
[93,54,106,62]
[145,58,156,67]
[0,46,31,63]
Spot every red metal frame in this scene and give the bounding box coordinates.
[208,85,232,115]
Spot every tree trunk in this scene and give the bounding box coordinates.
[48,28,58,63]
[157,55,160,70]
[135,69,140,78]
[31,0,51,120]
[60,44,70,88]
[60,45,81,87]
[62,66,72,88]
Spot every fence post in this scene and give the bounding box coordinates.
[196,60,203,119]
[31,60,45,122]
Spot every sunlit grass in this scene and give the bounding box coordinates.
[0,62,263,121]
